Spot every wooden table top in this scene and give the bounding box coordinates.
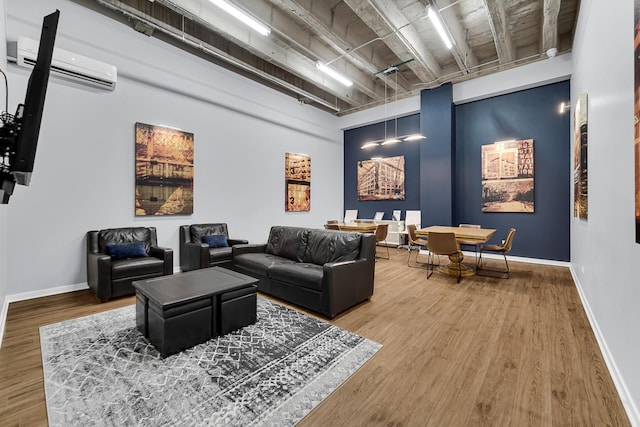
[416,226,497,243]
[337,223,378,232]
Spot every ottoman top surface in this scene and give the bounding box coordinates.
[133,267,257,308]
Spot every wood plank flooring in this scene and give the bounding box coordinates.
[0,250,630,426]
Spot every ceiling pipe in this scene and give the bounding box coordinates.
[94,0,341,113]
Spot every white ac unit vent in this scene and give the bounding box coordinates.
[8,37,117,91]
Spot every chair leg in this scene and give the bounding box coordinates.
[476,251,510,279]
[427,251,434,279]
[408,246,429,268]
[503,253,510,279]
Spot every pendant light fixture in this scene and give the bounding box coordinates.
[361,65,425,149]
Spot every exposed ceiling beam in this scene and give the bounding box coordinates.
[481,0,514,64]
[541,0,561,53]
[267,0,410,94]
[344,0,441,83]
[94,0,343,111]
[435,0,478,71]
[160,0,372,107]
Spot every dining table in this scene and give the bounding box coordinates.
[415,225,497,277]
[337,223,378,233]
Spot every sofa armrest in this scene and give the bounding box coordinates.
[322,258,375,318]
[180,242,209,271]
[87,253,112,302]
[232,243,267,256]
[228,238,249,246]
[150,246,174,275]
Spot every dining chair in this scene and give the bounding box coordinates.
[426,232,462,283]
[374,223,389,260]
[324,223,340,230]
[458,223,481,264]
[477,228,517,279]
[406,224,429,268]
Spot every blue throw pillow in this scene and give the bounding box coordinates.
[202,234,228,248]
[106,242,148,260]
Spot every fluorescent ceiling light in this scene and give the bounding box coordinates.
[316,61,354,87]
[210,0,271,36]
[403,134,426,141]
[427,6,452,49]
[361,142,379,149]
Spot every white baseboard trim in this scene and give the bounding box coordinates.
[0,296,8,351]
[5,282,90,304]
[0,283,89,350]
[0,267,183,349]
[569,266,640,427]
[417,249,571,268]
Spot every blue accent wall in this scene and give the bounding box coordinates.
[343,114,421,220]
[342,81,570,261]
[421,83,454,226]
[454,80,571,261]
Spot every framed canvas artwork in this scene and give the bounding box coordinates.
[285,152,311,211]
[635,0,640,242]
[135,123,194,216]
[481,139,534,213]
[573,93,588,219]
[357,156,405,201]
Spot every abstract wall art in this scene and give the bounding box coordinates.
[357,156,405,201]
[135,123,194,216]
[481,139,534,213]
[285,152,311,211]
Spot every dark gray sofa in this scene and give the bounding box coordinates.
[232,225,375,318]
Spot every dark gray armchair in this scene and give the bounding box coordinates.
[179,223,248,271]
[86,227,173,302]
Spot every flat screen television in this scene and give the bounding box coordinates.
[12,10,60,186]
[0,10,59,203]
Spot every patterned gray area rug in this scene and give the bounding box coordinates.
[40,298,381,426]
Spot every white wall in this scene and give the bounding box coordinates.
[0,0,9,348]
[1,0,342,300]
[571,0,640,424]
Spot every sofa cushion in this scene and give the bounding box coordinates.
[111,257,165,280]
[202,234,229,248]
[190,223,228,244]
[234,253,295,274]
[106,242,148,260]
[303,230,361,265]
[268,263,323,291]
[99,227,152,253]
[265,226,309,262]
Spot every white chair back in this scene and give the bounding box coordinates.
[344,209,358,224]
[405,210,421,229]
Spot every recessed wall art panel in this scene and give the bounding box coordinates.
[481,139,534,213]
[135,123,194,216]
[357,156,405,201]
[573,93,588,219]
[285,152,310,212]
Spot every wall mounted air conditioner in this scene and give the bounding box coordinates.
[8,37,117,91]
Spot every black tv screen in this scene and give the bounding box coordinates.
[12,10,59,186]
